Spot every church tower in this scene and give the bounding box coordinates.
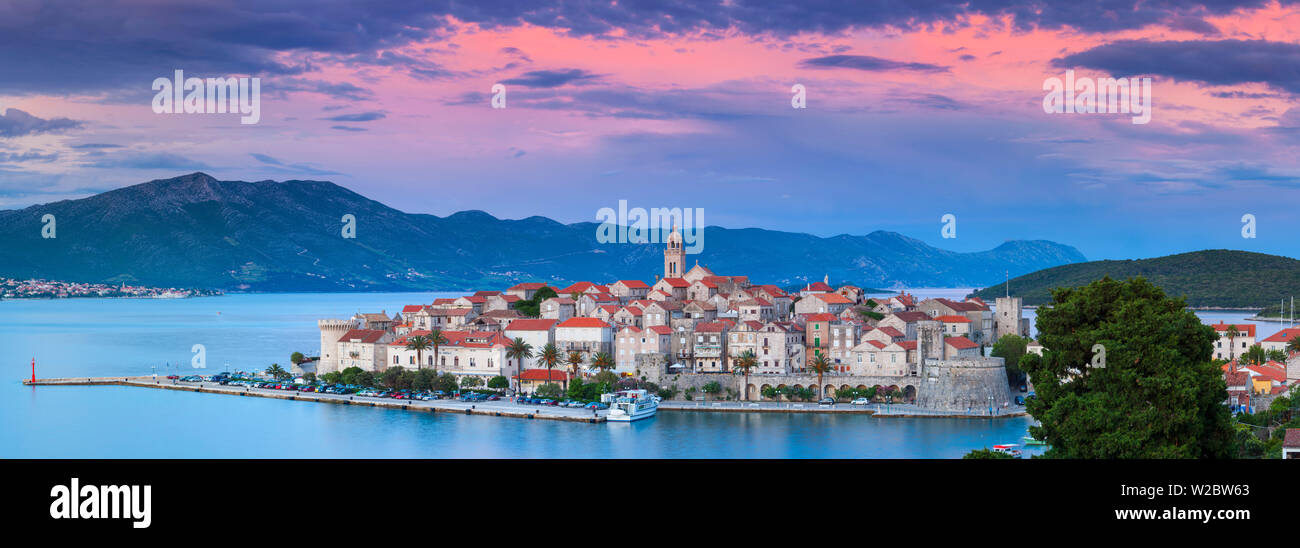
[664,224,685,279]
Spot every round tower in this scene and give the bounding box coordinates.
[318,318,358,375]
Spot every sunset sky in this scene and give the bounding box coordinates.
[2,1,1300,261]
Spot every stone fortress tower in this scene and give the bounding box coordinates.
[914,320,944,375]
[914,356,1013,412]
[317,318,359,375]
[995,296,1028,340]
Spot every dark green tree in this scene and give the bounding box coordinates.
[487,375,510,390]
[434,372,459,393]
[963,448,1015,459]
[535,382,563,399]
[1022,276,1234,458]
[412,369,437,391]
[991,334,1030,385]
[380,366,407,389]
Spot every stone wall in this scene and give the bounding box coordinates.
[636,353,1011,409]
[635,353,987,405]
[914,357,1011,412]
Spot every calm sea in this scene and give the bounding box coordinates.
[5,290,1267,458]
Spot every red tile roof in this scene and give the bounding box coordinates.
[557,317,611,329]
[946,336,979,350]
[1225,371,1250,387]
[514,369,571,381]
[804,281,833,292]
[658,277,690,288]
[402,305,424,313]
[813,292,852,304]
[897,341,918,350]
[935,315,971,323]
[505,319,558,331]
[615,279,650,289]
[876,326,905,338]
[1284,429,1300,449]
[803,313,837,322]
[695,322,728,333]
[508,282,548,291]
[647,325,672,335]
[1211,323,1257,338]
[892,311,933,323]
[1260,327,1300,343]
[339,329,387,343]
[1242,362,1288,383]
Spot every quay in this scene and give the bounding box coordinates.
[22,377,609,423]
[659,400,1027,418]
[22,377,1027,420]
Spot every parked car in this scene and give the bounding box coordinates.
[1014,396,1026,405]
[584,402,608,410]
[485,395,500,401]
[818,397,836,406]
[1018,384,1028,393]
[850,398,871,406]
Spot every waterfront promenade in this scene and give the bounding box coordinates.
[24,376,1027,421]
[662,400,1027,418]
[24,376,609,423]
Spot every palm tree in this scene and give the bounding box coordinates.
[265,363,289,381]
[539,343,560,395]
[809,353,833,400]
[428,329,448,375]
[505,337,534,395]
[732,350,758,402]
[1225,325,1239,362]
[1287,336,1300,355]
[591,352,615,375]
[405,335,433,370]
[566,350,585,393]
[1242,344,1267,367]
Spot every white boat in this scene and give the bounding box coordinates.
[603,389,658,422]
[992,444,1023,458]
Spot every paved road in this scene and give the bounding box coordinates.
[168,380,609,420]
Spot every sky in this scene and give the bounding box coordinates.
[1,0,1300,261]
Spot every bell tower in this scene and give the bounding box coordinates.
[664,224,685,279]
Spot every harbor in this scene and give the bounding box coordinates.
[23,376,611,423]
[22,375,1028,421]
[5,292,1043,458]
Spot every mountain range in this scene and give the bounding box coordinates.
[0,173,1088,292]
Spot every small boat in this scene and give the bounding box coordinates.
[992,444,1023,458]
[1023,436,1047,446]
[602,389,658,422]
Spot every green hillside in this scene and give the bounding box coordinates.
[970,250,1300,308]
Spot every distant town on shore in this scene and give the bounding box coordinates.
[0,277,221,300]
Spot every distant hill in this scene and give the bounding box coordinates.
[0,172,1087,292]
[970,250,1300,308]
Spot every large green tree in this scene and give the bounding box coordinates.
[991,334,1029,385]
[1022,276,1234,458]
